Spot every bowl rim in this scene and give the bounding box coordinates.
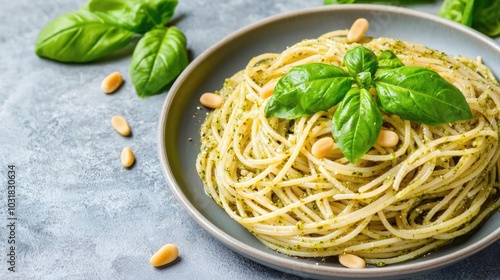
[158,4,500,278]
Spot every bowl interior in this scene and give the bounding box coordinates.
[158,5,500,279]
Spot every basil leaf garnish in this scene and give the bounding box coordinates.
[332,88,382,163]
[343,45,378,76]
[130,27,189,98]
[264,63,355,119]
[374,66,473,125]
[35,10,135,63]
[85,0,178,34]
[263,45,473,163]
[377,50,404,69]
[356,72,372,89]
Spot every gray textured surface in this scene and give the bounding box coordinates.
[0,0,499,279]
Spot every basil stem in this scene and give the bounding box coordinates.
[35,10,135,63]
[332,88,382,163]
[374,66,473,125]
[129,27,189,98]
[264,63,355,119]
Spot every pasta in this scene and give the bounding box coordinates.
[195,28,500,266]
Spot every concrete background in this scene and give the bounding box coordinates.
[0,0,499,279]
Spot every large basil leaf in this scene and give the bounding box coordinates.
[343,46,378,77]
[130,27,188,98]
[374,66,473,125]
[472,0,500,37]
[332,88,382,163]
[85,0,178,34]
[377,50,404,69]
[264,63,355,119]
[35,10,135,63]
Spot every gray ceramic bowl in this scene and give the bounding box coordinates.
[158,4,500,279]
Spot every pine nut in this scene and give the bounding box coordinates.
[339,253,366,269]
[101,71,123,94]
[376,130,399,148]
[200,93,224,109]
[150,243,179,267]
[260,81,278,99]
[111,116,131,136]
[347,18,369,43]
[121,147,135,168]
[311,137,335,158]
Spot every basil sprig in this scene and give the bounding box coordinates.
[35,0,186,98]
[265,46,473,163]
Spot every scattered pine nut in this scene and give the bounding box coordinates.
[111,115,131,136]
[121,147,135,168]
[339,253,366,269]
[101,71,123,94]
[200,93,224,109]
[150,243,179,267]
[376,130,399,148]
[311,137,335,158]
[347,18,369,43]
[260,81,278,99]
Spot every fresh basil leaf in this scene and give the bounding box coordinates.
[377,50,404,69]
[85,0,178,34]
[130,27,188,98]
[356,72,372,89]
[343,46,378,77]
[472,0,500,37]
[35,10,135,63]
[374,66,473,125]
[332,88,382,163]
[438,0,475,26]
[264,63,355,119]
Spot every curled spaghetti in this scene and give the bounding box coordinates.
[196,29,500,266]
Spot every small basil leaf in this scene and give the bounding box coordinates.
[85,0,178,34]
[264,63,355,119]
[130,27,188,98]
[343,45,378,77]
[356,72,372,89]
[332,88,383,163]
[377,50,405,69]
[35,10,135,63]
[374,66,473,125]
